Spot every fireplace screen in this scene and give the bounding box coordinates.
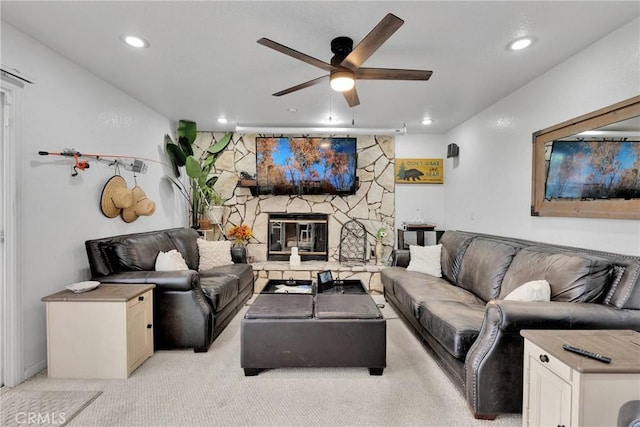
[268,213,328,261]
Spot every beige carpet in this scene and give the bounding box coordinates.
[5,296,521,426]
[1,389,102,426]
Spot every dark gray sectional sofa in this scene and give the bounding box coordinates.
[85,227,254,352]
[381,230,640,419]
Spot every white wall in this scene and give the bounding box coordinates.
[1,23,185,379]
[442,18,640,255]
[394,134,447,245]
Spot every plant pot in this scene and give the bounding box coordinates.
[198,218,211,230]
[207,206,225,224]
[231,244,247,263]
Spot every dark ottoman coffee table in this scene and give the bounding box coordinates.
[241,280,386,376]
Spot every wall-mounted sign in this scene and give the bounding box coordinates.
[395,158,444,184]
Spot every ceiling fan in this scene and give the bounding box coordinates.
[258,13,433,108]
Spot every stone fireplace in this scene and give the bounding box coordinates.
[267,213,328,261]
[193,132,396,293]
[196,132,395,292]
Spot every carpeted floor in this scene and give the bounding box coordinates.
[4,296,521,426]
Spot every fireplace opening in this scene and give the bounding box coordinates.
[267,213,328,261]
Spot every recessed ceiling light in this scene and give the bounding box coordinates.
[287,108,298,113]
[421,118,433,125]
[120,35,149,48]
[507,36,534,51]
[217,117,228,124]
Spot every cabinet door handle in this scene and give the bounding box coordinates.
[147,324,153,329]
[539,354,549,363]
[138,295,144,301]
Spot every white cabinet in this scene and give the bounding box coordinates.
[522,330,640,427]
[43,284,155,379]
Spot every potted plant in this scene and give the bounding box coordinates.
[164,120,232,228]
[207,192,225,225]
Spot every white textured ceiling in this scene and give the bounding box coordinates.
[2,1,639,134]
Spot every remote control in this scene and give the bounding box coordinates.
[562,344,611,363]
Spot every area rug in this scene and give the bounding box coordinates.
[0,389,102,426]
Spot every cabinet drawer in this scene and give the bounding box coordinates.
[526,340,572,382]
[127,289,153,310]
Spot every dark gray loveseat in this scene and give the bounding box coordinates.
[381,230,640,419]
[85,227,254,352]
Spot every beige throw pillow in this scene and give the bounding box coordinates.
[197,239,233,271]
[504,280,551,302]
[406,244,442,278]
[155,249,189,271]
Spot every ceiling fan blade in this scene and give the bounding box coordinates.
[273,75,329,96]
[258,38,336,72]
[342,86,360,108]
[356,67,433,81]
[341,13,404,70]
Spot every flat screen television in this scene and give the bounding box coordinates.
[256,137,357,195]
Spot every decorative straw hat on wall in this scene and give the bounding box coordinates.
[121,186,156,223]
[100,175,133,218]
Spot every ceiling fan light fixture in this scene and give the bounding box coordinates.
[330,70,355,92]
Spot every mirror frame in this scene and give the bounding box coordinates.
[531,95,640,219]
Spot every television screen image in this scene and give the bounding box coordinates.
[545,139,640,200]
[256,137,357,195]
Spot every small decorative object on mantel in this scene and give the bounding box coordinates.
[227,223,253,260]
[289,246,301,267]
[375,226,387,266]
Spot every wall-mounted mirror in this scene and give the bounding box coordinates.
[531,95,640,219]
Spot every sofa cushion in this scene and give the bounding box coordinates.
[390,271,485,320]
[112,233,176,271]
[440,231,476,284]
[499,247,613,302]
[200,275,238,312]
[457,238,520,302]
[407,244,442,277]
[155,250,189,271]
[197,239,233,270]
[503,280,550,302]
[607,261,640,309]
[201,263,254,294]
[418,300,486,360]
[166,228,200,270]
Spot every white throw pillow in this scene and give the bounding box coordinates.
[406,244,442,278]
[155,249,189,271]
[197,239,233,271]
[504,280,551,302]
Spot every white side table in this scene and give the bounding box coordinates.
[42,283,155,379]
[521,329,640,427]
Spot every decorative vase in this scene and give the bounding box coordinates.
[375,240,383,266]
[231,244,247,263]
[207,206,225,224]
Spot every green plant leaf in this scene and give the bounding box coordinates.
[165,135,186,177]
[207,132,233,155]
[177,120,197,145]
[185,156,203,180]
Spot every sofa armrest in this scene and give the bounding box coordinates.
[94,270,200,292]
[464,300,640,418]
[392,250,410,268]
